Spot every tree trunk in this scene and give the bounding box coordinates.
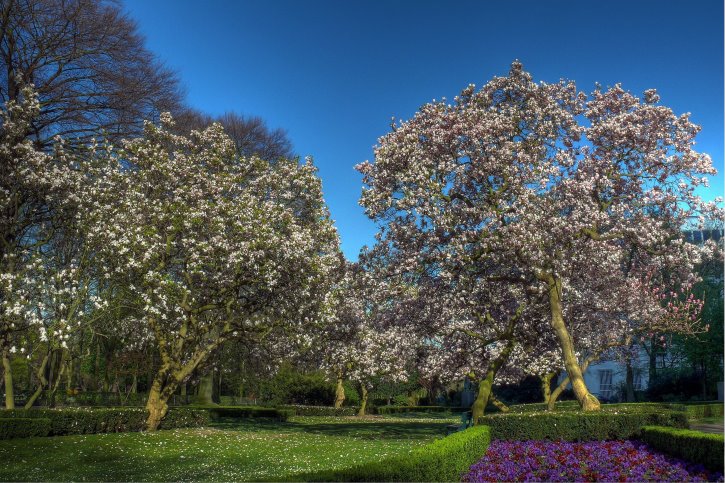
[546,276,600,411]
[625,361,635,402]
[648,337,658,387]
[146,376,171,431]
[472,336,517,424]
[2,347,14,409]
[195,372,215,405]
[334,373,345,409]
[489,393,509,413]
[217,368,222,402]
[131,372,138,394]
[471,375,492,425]
[47,353,67,408]
[541,372,555,405]
[548,356,597,410]
[357,385,368,416]
[548,375,568,411]
[24,353,50,409]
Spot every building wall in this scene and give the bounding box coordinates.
[558,347,651,402]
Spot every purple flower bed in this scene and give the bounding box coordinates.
[463,440,724,482]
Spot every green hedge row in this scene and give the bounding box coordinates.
[667,403,724,419]
[192,406,292,421]
[374,405,468,415]
[305,425,491,482]
[0,407,209,436]
[0,418,52,439]
[479,410,688,442]
[278,405,358,416]
[508,401,724,418]
[641,426,724,472]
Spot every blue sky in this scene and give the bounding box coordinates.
[123,0,724,259]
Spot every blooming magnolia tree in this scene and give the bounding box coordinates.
[357,62,720,411]
[0,85,89,408]
[84,115,340,429]
[317,261,418,415]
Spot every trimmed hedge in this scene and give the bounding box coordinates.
[0,407,209,436]
[375,405,468,415]
[667,403,724,419]
[0,418,51,439]
[508,401,725,418]
[479,410,688,442]
[194,406,292,421]
[641,426,724,472]
[304,425,491,482]
[278,405,358,416]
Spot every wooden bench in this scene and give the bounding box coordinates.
[446,411,473,435]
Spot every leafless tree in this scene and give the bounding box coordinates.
[0,0,183,147]
[175,107,294,162]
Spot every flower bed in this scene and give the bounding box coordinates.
[463,440,724,482]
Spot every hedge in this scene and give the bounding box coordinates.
[0,407,209,436]
[0,418,51,439]
[278,405,358,416]
[641,426,724,472]
[375,405,468,415]
[304,425,491,482]
[479,410,688,442]
[508,401,725,418]
[666,403,724,419]
[193,406,292,421]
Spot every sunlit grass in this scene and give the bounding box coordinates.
[0,416,451,482]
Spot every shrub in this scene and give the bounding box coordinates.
[646,369,710,402]
[256,364,336,406]
[0,407,209,435]
[641,426,724,472]
[507,400,581,412]
[508,401,724,418]
[479,410,688,442]
[194,406,292,421]
[305,425,491,482]
[0,418,51,439]
[159,408,211,429]
[666,402,724,419]
[375,405,468,415]
[278,405,358,416]
[493,375,544,405]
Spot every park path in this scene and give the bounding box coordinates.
[689,423,724,435]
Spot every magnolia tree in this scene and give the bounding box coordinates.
[317,261,418,415]
[83,115,340,429]
[357,62,720,411]
[0,85,92,408]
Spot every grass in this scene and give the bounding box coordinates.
[0,416,452,481]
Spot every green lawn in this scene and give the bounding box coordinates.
[0,416,453,481]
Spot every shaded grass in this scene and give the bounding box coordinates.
[0,416,450,482]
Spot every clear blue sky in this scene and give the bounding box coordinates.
[123,0,724,259]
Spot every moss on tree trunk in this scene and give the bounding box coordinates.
[2,347,14,409]
[357,385,368,416]
[546,275,600,411]
[334,374,345,409]
[146,377,171,431]
[472,337,517,424]
[195,372,215,405]
[541,372,555,405]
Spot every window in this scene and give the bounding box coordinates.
[598,369,614,399]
